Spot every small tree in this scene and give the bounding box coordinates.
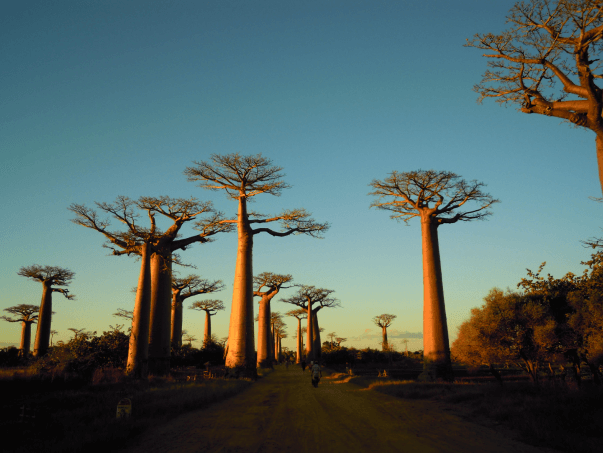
[185,153,328,375]
[1,304,39,358]
[370,170,498,380]
[190,299,225,345]
[254,272,294,368]
[467,0,603,193]
[172,275,224,348]
[17,265,75,357]
[373,314,397,351]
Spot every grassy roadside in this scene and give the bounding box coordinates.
[1,370,262,453]
[340,374,602,453]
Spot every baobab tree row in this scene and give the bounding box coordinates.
[63,153,329,378]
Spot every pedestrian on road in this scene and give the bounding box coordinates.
[301,360,307,372]
[311,361,322,388]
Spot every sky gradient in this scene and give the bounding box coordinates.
[2,0,602,353]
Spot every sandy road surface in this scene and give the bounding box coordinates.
[123,366,554,453]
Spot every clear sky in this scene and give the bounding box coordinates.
[2,0,601,353]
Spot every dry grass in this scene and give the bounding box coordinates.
[353,378,603,453]
[1,370,254,453]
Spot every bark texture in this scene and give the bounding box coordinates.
[148,250,173,375]
[33,282,53,357]
[419,218,452,381]
[127,242,152,378]
[20,322,33,358]
[226,197,256,372]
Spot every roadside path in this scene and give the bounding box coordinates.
[124,365,554,453]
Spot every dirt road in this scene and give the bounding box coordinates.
[124,366,553,453]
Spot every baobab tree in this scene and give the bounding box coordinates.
[171,275,224,348]
[273,318,287,363]
[370,170,498,380]
[70,196,232,377]
[1,304,39,357]
[68,328,95,339]
[50,330,58,346]
[17,265,75,357]
[286,308,307,363]
[281,285,340,362]
[254,273,294,368]
[190,299,225,345]
[182,330,197,347]
[185,153,329,375]
[467,0,603,194]
[373,314,397,351]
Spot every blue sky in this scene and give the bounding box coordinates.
[2,0,601,353]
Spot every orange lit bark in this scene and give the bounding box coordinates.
[127,242,152,378]
[225,196,256,373]
[257,299,272,368]
[382,326,388,351]
[419,217,452,380]
[296,317,302,363]
[204,310,211,344]
[148,249,173,375]
[306,303,314,361]
[33,282,52,357]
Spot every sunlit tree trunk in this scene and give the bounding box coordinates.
[170,292,183,349]
[20,322,32,358]
[296,318,302,363]
[33,281,52,357]
[312,313,321,361]
[148,249,173,376]
[225,197,256,374]
[382,326,389,351]
[596,136,603,194]
[257,299,272,368]
[127,242,152,378]
[274,333,279,362]
[306,303,314,361]
[419,217,452,380]
[204,310,211,344]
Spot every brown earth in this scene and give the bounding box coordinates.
[123,365,557,453]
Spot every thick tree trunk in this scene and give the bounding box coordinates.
[306,304,314,361]
[148,250,173,375]
[170,292,183,349]
[312,313,321,361]
[20,322,32,358]
[296,318,302,363]
[274,333,279,362]
[127,242,152,378]
[204,310,212,345]
[225,197,256,375]
[418,217,453,381]
[256,299,272,368]
[33,281,52,357]
[382,326,388,351]
[596,134,603,195]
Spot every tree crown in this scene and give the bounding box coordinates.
[189,299,225,315]
[369,170,498,225]
[1,304,39,323]
[373,314,397,328]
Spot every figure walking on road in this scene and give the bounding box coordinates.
[311,361,322,387]
[301,359,307,372]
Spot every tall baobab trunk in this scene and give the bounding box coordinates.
[149,249,173,375]
[312,313,322,361]
[20,322,33,358]
[127,243,152,378]
[306,303,314,361]
[171,292,183,349]
[296,318,302,363]
[381,326,389,351]
[204,310,212,344]
[274,333,279,362]
[257,299,272,368]
[33,281,53,357]
[225,197,256,373]
[419,217,452,380]
[597,135,603,194]
[278,337,282,362]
